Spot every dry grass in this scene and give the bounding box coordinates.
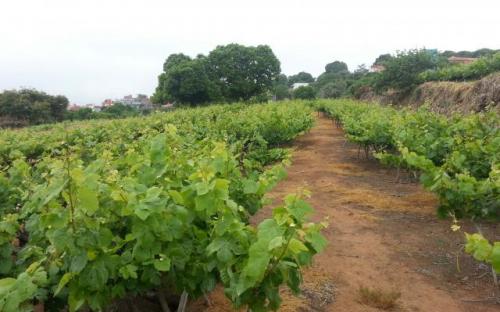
[357,286,401,310]
[411,81,474,115]
[331,186,436,213]
[410,73,500,115]
[359,73,500,115]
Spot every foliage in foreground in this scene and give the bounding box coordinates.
[0,101,326,311]
[464,233,500,274]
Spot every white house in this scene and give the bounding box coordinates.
[370,64,386,73]
[292,82,310,89]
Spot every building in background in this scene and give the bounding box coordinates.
[162,102,174,110]
[115,94,152,109]
[93,94,153,111]
[448,56,477,65]
[67,104,81,111]
[102,99,113,107]
[292,82,310,89]
[369,64,386,73]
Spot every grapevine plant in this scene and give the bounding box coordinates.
[464,233,500,274]
[0,102,327,311]
[316,99,499,280]
[317,99,499,220]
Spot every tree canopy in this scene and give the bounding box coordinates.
[152,44,281,105]
[288,72,315,86]
[0,89,68,127]
[272,74,290,100]
[373,54,393,65]
[325,61,349,74]
[166,57,219,105]
[207,44,281,101]
[441,48,500,59]
[162,53,192,72]
[312,61,351,97]
[373,49,438,92]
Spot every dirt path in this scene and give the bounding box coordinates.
[196,116,499,312]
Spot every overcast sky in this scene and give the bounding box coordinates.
[1,0,499,104]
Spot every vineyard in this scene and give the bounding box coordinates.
[317,100,499,220]
[317,99,500,273]
[0,102,327,312]
[1,99,499,311]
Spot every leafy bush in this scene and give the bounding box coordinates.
[288,72,315,86]
[348,74,377,98]
[293,86,316,100]
[464,233,500,273]
[420,52,500,82]
[318,81,347,99]
[373,49,438,93]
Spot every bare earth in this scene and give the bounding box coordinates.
[194,115,500,312]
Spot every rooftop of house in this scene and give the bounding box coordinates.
[292,82,310,89]
[67,104,81,111]
[370,64,386,72]
[448,56,477,64]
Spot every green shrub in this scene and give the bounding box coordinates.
[420,52,500,82]
[293,86,316,99]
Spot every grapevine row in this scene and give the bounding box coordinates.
[316,99,499,274]
[317,99,499,219]
[0,101,327,311]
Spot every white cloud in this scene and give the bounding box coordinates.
[1,0,499,103]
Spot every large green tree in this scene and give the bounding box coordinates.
[162,53,192,72]
[153,44,281,105]
[288,72,314,86]
[167,58,221,105]
[152,54,221,105]
[325,61,349,74]
[313,61,351,95]
[152,54,194,104]
[206,44,281,102]
[374,49,437,93]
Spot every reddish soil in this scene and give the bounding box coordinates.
[194,116,500,312]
